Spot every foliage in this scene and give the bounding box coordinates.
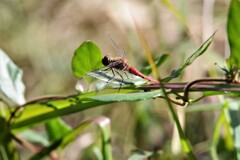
[0,0,240,160]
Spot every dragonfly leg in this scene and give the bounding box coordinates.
[119,66,129,79]
[101,67,116,83]
[107,68,116,83]
[123,70,129,79]
[114,69,124,92]
[114,69,124,82]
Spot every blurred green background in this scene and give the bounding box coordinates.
[0,0,232,159]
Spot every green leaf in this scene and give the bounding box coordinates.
[30,116,112,160]
[227,0,240,69]
[71,41,103,78]
[162,32,215,82]
[45,118,72,142]
[9,90,163,131]
[0,49,25,105]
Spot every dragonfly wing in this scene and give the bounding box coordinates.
[85,67,147,86]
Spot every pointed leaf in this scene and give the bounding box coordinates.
[162,32,215,82]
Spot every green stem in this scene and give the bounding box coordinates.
[156,78,196,159]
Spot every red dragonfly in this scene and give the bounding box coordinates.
[85,56,158,88]
[100,55,159,85]
[83,37,159,88]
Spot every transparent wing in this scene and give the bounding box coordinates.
[85,67,148,87]
[108,35,126,58]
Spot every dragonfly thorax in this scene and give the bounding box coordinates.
[102,55,129,70]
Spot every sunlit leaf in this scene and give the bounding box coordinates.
[71,41,103,78]
[227,0,240,69]
[162,32,215,82]
[0,49,25,105]
[9,89,162,131]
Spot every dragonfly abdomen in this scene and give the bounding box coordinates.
[129,67,159,84]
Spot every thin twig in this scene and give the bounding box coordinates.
[182,78,230,102]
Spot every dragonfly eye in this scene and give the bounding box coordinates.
[102,55,110,66]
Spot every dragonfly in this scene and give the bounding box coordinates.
[78,37,160,91]
[102,55,159,84]
[84,54,159,89]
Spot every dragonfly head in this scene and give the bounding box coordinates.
[102,55,111,66]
